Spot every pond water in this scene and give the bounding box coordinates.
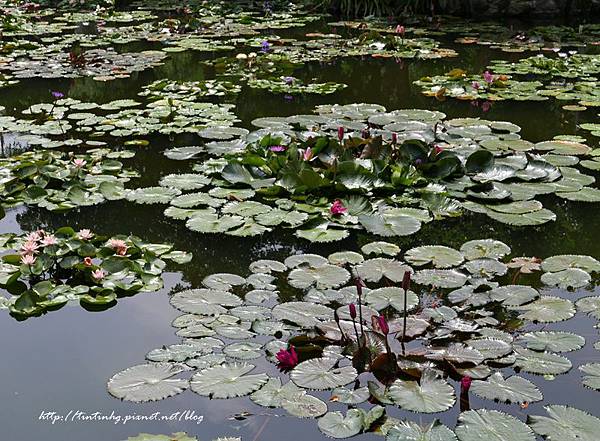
[2,5,600,441]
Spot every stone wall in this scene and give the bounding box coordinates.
[437,0,600,17]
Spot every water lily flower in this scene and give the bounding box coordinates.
[395,25,405,36]
[91,268,106,281]
[460,376,472,392]
[73,158,86,168]
[481,101,492,113]
[236,53,248,60]
[349,303,357,319]
[415,158,423,166]
[483,70,494,84]
[337,126,345,142]
[330,199,347,216]
[361,129,370,139]
[108,239,128,256]
[275,345,298,372]
[20,240,39,255]
[269,145,286,152]
[77,229,93,240]
[25,231,41,242]
[283,76,294,85]
[51,91,64,99]
[21,254,36,266]
[303,147,314,161]
[471,81,480,90]
[41,234,57,246]
[377,315,389,335]
[433,145,444,155]
[261,40,270,53]
[83,257,93,267]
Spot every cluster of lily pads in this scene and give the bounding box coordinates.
[0,148,137,217]
[124,434,237,441]
[154,103,600,242]
[0,96,238,147]
[415,53,600,109]
[107,239,600,440]
[0,227,192,318]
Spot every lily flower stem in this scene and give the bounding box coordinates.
[351,317,360,347]
[401,287,408,355]
[357,293,365,345]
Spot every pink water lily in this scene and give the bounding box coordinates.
[481,101,492,113]
[91,268,106,281]
[276,345,298,372]
[395,24,405,36]
[25,231,41,242]
[20,240,39,255]
[78,229,93,240]
[83,257,93,267]
[108,238,128,256]
[41,234,57,246]
[21,254,36,265]
[73,158,86,168]
[303,147,314,161]
[483,70,494,84]
[433,145,444,155]
[269,145,286,152]
[330,199,347,215]
[471,81,480,90]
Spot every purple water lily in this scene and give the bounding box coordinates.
[51,91,64,99]
[269,145,286,152]
[261,40,270,53]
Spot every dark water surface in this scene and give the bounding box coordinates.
[1,15,600,441]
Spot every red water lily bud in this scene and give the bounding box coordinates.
[349,303,357,319]
[461,376,472,391]
[378,315,389,335]
[402,271,411,291]
[338,126,345,142]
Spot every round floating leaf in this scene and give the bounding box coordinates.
[471,372,542,404]
[529,405,600,441]
[356,258,412,283]
[386,420,457,441]
[127,186,181,204]
[331,387,370,405]
[249,259,287,274]
[456,409,535,441]
[404,246,464,268]
[223,342,263,360]
[107,363,189,402]
[272,302,333,327]
[361,242,401,256]
[159,174,210,190]
[557,187,600,202]
[291,357,357,390]
[202,273,246,291]
[541,269,591,289]
[576,296,600,319]
[190,363,268,398]
[328,251,364,266]
[170,289,242,315]
[412,269,468,288]
[579,363,600,391]
[358,214,421,237]
[486,208,556,226]
[288,265,351,289]
[512,296,575,323]
[541,255,600,273]
[318,409,364,439]
[388,370,455,413]
[460,239,511,260]
[365,287,419,313]
[513,346,572,375]
[518,331,585,352]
